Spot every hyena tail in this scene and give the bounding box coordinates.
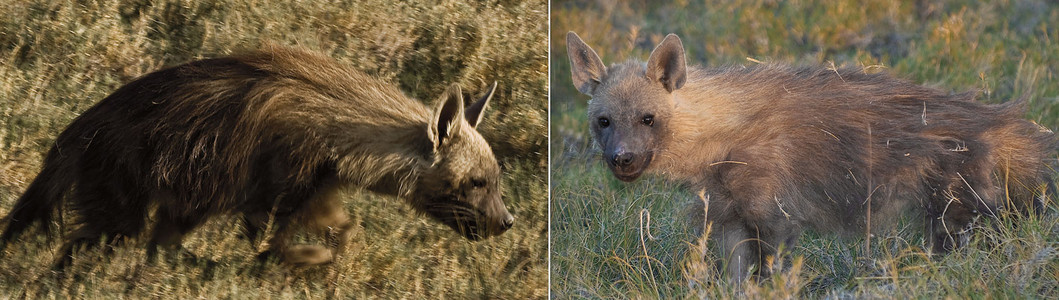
[0,147,71,253]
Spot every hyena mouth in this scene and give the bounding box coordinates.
[424,199,489,241]
[608,153,653,182]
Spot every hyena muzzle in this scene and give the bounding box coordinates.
[0,46,514,269]
[567,31,1056,282]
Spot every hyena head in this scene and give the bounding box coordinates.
[566,32,688,182]
[415,83,514,240]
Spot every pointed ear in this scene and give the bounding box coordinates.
[645,34,687,92]
[429,84,465,150]
[465,81,496,128]
[566,31,607,96]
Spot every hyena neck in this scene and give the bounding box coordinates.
[651,67,762,182]
[363,161,419,199]
[330,119,432,199]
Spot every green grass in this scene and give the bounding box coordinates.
[0,0,547,298]
[551,0,1059,298]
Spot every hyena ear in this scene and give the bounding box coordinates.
[646,34,687,92]
[566,31,607,96]
[465,81,496,128]
[429,84,465,150]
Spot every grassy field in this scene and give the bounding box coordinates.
[0,0,547,298]
[551,0,1059,298]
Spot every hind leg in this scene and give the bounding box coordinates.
[53,227,115,271]
[53,184,151,270]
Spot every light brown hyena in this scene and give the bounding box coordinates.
[0,46,514,269]
[567,31,1056,281]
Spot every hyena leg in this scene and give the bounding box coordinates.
[53,183,150,270]
[241,202,303,264]
[926,190,980,254]
[929,164,1009,253]
[242,210,291,263]
[245,182,349,266]
[259,215,333,266]
[241,211,272,249]
[715,221,756,283]
[275,184,351,266]
[306,187,354,257]
[751,222,801,279]
[146,203,211,262]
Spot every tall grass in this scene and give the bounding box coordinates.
[0,0,547,298]
[551,0,1059,298]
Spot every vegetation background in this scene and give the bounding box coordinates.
[551,0,1059,298]
[0,0,547,298]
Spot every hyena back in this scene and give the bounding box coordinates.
[0,46,514,268]
[567,32,1056,281]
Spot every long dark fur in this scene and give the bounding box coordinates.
[0,45,514,268]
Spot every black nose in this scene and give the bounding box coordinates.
[501,216,514,230]
[612,152,635,167]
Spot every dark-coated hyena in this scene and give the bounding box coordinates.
[0,46,514,269]
[567,31,1056,281]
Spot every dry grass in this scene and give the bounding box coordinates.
[551,0,1059,298]
[0,0,547,298]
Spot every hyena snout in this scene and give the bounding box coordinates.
[428,202,510,241]
[500,213,514,230]
[435,193,514,240]
[489,204,515,235]
[612,151,634,166]
[604,146,653,182]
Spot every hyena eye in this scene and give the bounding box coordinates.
[471,178,487,188]
[642,115,654,126]
[598,117,610,128]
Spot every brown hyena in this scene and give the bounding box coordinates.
[0,45,514,268]
[567,31,1056,281]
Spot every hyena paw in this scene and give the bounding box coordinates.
[282,245,334,266]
